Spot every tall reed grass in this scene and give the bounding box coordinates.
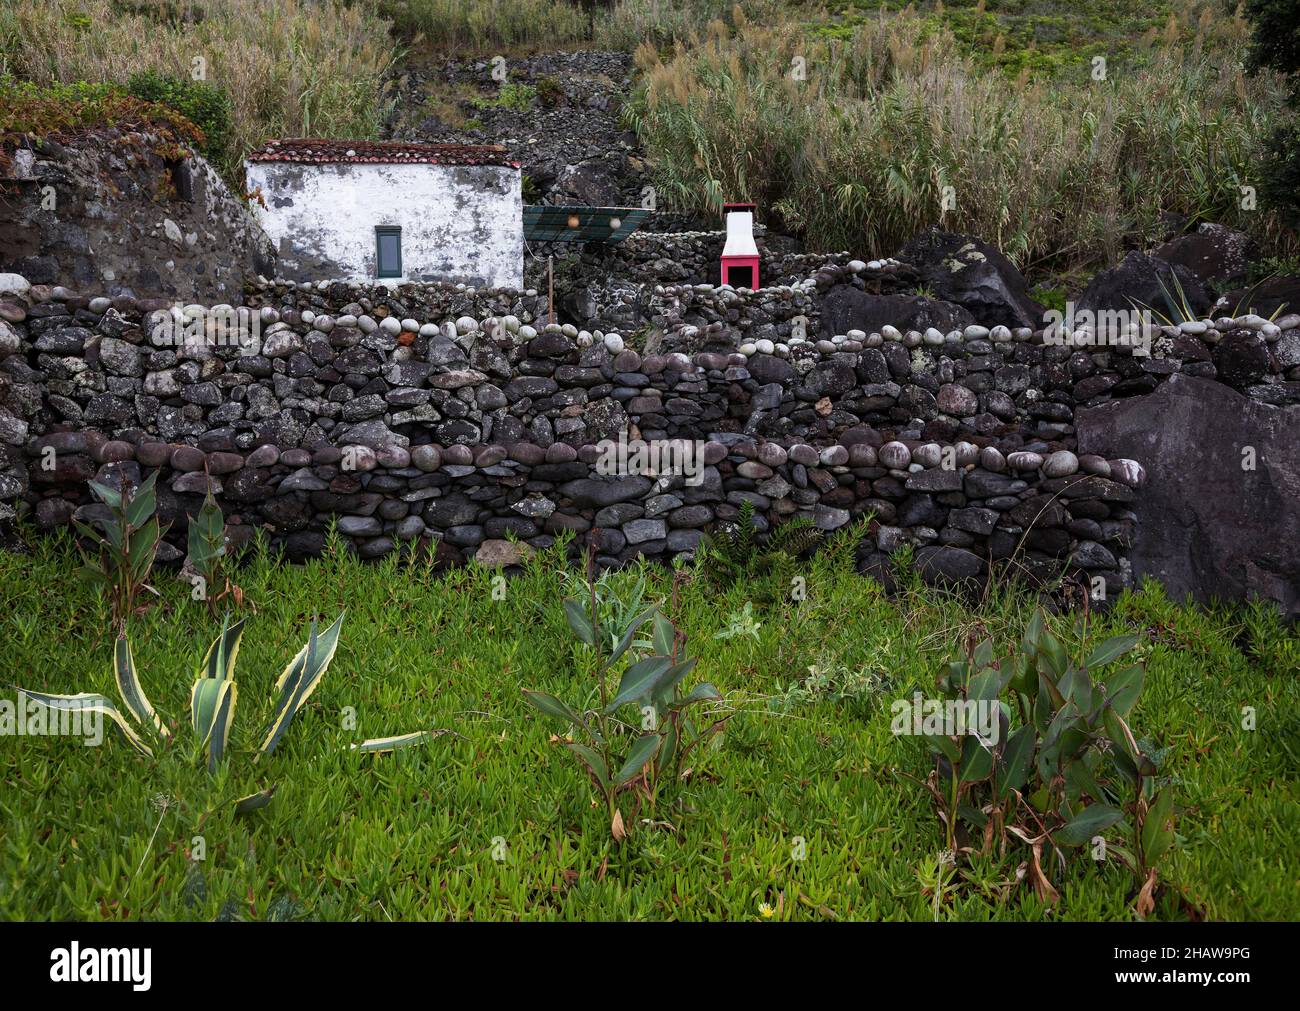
[626,9,1294,269]
[376,0,780,52]
[0,0,399,181]
[377,0,588,50]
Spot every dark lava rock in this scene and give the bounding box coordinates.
[1151,222,1253,286]
[1076,251,1211,318]
[819,287,974,339]
[1215,275,1300,319]
[1213,330,1271,389]
[895,230,1045,329]
[915,545,986,585]
[559,475,654,508]
[1077,373,1300,617]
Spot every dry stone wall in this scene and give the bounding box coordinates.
[0,132,272,301]
[2,253,1295,597]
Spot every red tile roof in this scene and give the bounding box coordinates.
[247,139,519,167]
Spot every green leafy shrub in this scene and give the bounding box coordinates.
[523,550,725,837]
[700,501,823,588]
[184,486,246,614]
[1245,0,1300,227]
[0,77,204,174]
[126,70,231,165]
[908,608,1178,915]
[536,75,564,108]
[72,471,167,629]
[471,82,536,112]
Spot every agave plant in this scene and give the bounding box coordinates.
[16,613,351,811]
[190,614,247,772]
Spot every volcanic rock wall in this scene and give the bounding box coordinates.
[0,133,272,301]
[2,252,1297,600]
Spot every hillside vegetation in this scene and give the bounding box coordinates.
[0,0,398,180]
[0,0,1294,268]
[628,10,1290,269]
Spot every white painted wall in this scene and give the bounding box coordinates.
[246,160,523,289]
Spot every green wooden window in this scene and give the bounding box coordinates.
[375,226,402,279]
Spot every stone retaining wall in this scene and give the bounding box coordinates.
[8,256,1295,589]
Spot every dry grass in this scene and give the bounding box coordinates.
[0,0,399,179]
[627,9,1294,270]
[378,0,782,53]
[379,0,589,49]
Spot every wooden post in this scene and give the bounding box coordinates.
[548,255,555,326]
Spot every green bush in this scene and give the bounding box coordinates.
[0,0,398,185]
[471,81,536,112]
[909,608,1180,916]
[126,70,232,165]
[1245,0,1300,226]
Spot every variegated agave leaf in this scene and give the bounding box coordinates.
[114,633,170,739]
[17,690,153,757]
[191,678,237,772]
[234,784,276,815]
[351,731,429,754]
[259,612,345,757]
[201,614,246,681]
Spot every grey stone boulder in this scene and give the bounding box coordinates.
[559,476,654,508]
[1151,223,1253,286]
[1213,330,1271,389]
[915,545,986,585]
[333,420,407,450]
[1077,373,1300,617]
[555,154,626,206]
[474,538,533,566]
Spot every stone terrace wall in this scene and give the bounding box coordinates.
[0,270,1163,591]
[1,133,273,301]
[10,257,1294,588]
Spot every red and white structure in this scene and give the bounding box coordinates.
[720,202,759,290]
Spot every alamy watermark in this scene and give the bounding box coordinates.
[1042,303,1153,357]
[50,943,151,991]
[891,692,1000,746]
[593,430,705,487]
[0,694,103,746]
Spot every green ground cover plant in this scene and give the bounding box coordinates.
[0,526,1294,921]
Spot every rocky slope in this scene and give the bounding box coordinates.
[388,50,652,211]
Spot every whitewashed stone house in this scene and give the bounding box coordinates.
[245,139,523,289]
